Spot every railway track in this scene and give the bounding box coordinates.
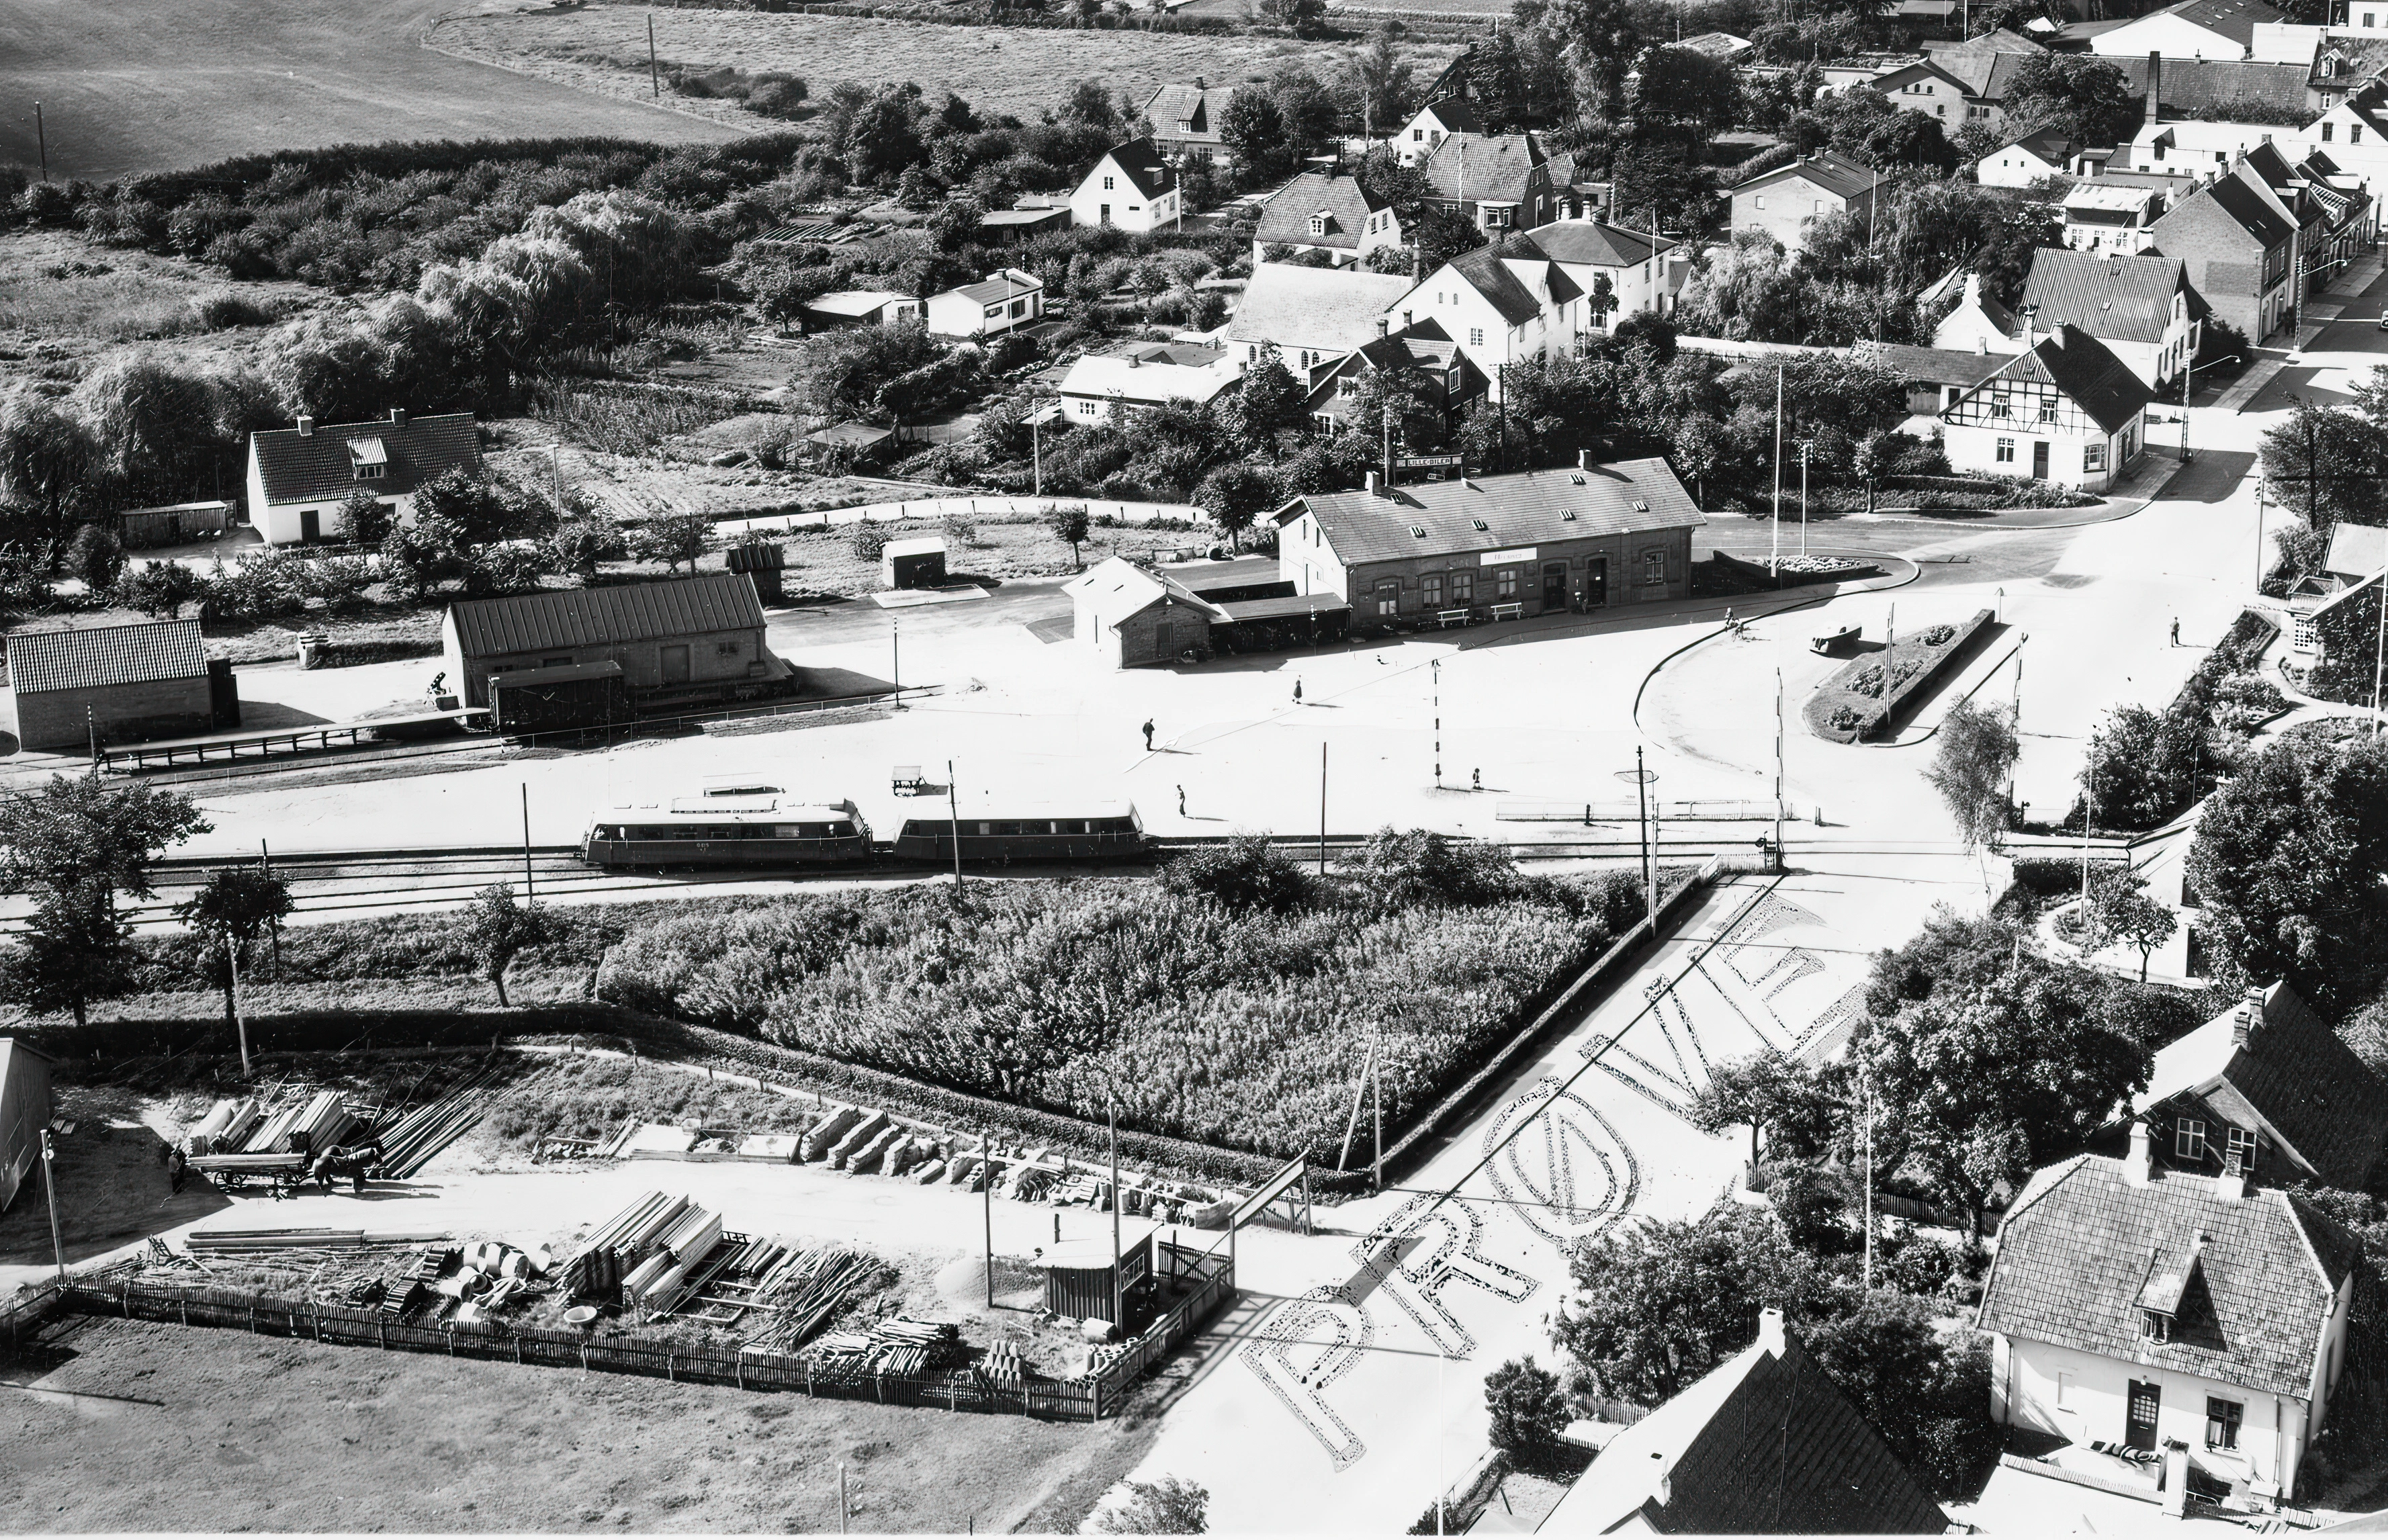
[0,829,2127,936]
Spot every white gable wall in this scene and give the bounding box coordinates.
[1070,153,1180,233]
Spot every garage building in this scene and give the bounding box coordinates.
[0,1036,54,1213]
[1274,458,1703,628]
[441,573,781,709]
[1,619,221,752]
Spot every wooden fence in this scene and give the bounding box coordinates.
[50,1264,1238,1422]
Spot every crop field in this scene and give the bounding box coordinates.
[441,9,1463,124]
[1,1312,1139,1532]
[0,0,738,183]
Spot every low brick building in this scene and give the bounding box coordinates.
[1064,559,1228,669]
[441,573,779,709]
[1,619,218,752]
[1273,458,1704,627]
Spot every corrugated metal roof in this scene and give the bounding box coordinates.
[2022,249,2188,346]
[447,574,764,659]
[7,619,208,696]
[249,412,480,508]
[1290,459,1704,568]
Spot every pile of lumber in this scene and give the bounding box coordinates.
[185,1226,453,1255]
[375,1062,504,1179]
[741,1245,880,1352]
[801,1314,963,1377]
[245,1090,358,1156]
[188,1098,263,1156]
[619,1203,723,1314]
[562,1191,723,1310]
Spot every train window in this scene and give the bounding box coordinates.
[977,822,998,835]
[829,822,856,837]
[1057,819,1088,834]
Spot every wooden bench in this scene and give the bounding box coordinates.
[1437,608,1474,629]
[1490,602,1525,623]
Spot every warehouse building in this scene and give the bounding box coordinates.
[1064,558,1350,668]
[1,619,228,752]
[245,408,482,547]
[1273,458,1703,627]
[441,573,781,709]
[0,1036,54,1213]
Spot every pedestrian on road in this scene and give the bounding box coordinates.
[1293,678,1304,705]
[1472,768,1482,791]
[1177,784,1186,817]
[2170,618,2181,647]
[167,1144,187,1195]
[1141,718,1155,751]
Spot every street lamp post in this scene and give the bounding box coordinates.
[1616,751,1659,923]
[2180,354,2240,463]
[1798,440,1812,557]
[40,1126,64,1281]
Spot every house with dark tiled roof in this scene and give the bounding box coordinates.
[2149,161,2297,339]
[1977,129,2087,188]
[1390,239,1588,400]
[245,408,482,547]
[1516,219,1685,332]
[1225,263,1417,376]
[1869,56,1980,130]
[1417,130,1566,232]
[1,618,220,752]
[1274,457,1702,626]
[1538,1309,1947,1535]
[1942,320,2154,489]
[2118,982,2388,1193]
[1978,1142,2358,1504]
[1931,271,2024,354]
[1301,320,1483,437]
[1067,138,1182,234]
[2021,248,2204,388]
[1249,171,1401,268]
[1861,341,2015,415]
[1729,151,1880,254]
[1141,81,1233,165]
[440,573,779,709]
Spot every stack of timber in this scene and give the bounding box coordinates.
[184,1226,453,1255]
[801,1314,964,1377]
[243,1091,358,1155]
[375,1061,504,1179]
[563,1191,723,1310]
[740,1245,881,1352]
[188,1098,262,1156]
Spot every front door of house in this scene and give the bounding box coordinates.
[299,508,320,543]
[2125,1380,2161,1451]
[660,644,691,686]
[2032,441,2050,480]
[1542,563,1568,612]
[1585,557,1608,608]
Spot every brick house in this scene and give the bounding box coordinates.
[1273,457,1702,628]
[2148,165,2297,341]
[1729,152,1879,254]
[1,619,218,752]
[1063,558,1227,669]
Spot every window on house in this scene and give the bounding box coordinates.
[2056,1372,2076,1412]
[2145,1310,2173,1343]
[2177,1116,2208,1161]
[2206,1398,2244,1451]
[2227,1126,2258,1168]
[2325,122,2337,142]
[1494,568,1517,598]
[1992,398,2012,418]
[2085,442,2106,471]
[2357,126,2367,143]
[1413,128,1425,141]
[355,463,385,480]
[1422,573,1444,607]
[1078,399,1098,416]
[1469,328,1485,347]
[1755,195,1766,210]
[1642,549,1665,584]
[1103,175,1115,189]
[1451,571,1474,602]
[2039,397,2058,422]
[1374,580,1400,616]
[1996,437,2015,462]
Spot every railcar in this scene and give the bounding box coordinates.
[888,802,1147,865]
[581,798,872,868]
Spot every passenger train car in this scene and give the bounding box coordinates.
[582,798,873,868]
[889,802,1146,864]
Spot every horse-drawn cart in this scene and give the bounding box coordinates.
[186,1151,310,1198]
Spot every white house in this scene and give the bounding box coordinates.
[1941,321,2154,490]
[924,269,1043,338]
[1870,56,1977,126]
[1518,219,1683,331]
[1224,263,1417,375]
[797,289,920,331]
[2089,0,2283,59]
[1067,137,1182,233]
[1976,130,2084,188]
[1931,271,2022,353]
[1395,95,1485,165]
[1392,240,1586,401]
[1249,171,1402,268]
[2303,84,2388,211]
[2021,248,2202,389]
[2064,183,2170,253]
[1056,349,1241,422]
[1729,151,1880,253]
[1978,1139,2356,1506]
[245,409,482,547]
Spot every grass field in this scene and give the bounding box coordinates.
[0,0,738,182]
[1,1312,1143,1532]
[442,8,1462,124]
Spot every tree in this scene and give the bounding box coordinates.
[463,882,560,1007]
[2076,866,2177,983]
[2188,728,2388,1015]
[2080,702,2206,833]
[114,560,200,619]
[1553,1205,1834,1405]
[1798,1292,2001,1499]
[1852,915,2148,1231]
[2260,399,2388,570]
[1,882,134,1028]
[1409,203,1487,275]
[1161,831,1312,913]
[1688,1051,1837,1170]
[175,866,295,1036]
[1484,1357,1571,1460]
[547,515,628,582]
[1194,463,1280,550]
[339,486,395,548]
[1221,88,1293,186]
[0,394,107,564]
[637,511,715,575]
[1926,700,2019,850]
[2003,54,2138,148]
[1544,0,1641,122]
[843,86,928,187]
[928,194,986,253]
[1347,27,1415,138]
[1235,349,1310,443]
[1272,70,1342,157]
[1260,0,1329,36]
[1632,46,1738,130]
[0,775,210,908]
[1092,1477,1208,1535]
[68,523,124,592]
[1047,503,1091,568]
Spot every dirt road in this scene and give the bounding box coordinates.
[0,0,738,181]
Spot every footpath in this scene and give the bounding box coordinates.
[2217,254,2388,413]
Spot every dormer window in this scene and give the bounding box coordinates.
[1470,518,1488,531]
[2176,1116,2207,1161]
[1310,212,1330,237]
[2144,1309,2174,1343]
[348,435,389,482]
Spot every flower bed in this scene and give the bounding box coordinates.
[1802,608,1996,743]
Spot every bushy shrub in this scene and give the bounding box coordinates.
[1920,623,1955,646]
[850,522,888,561]
[1161,833,1312,914]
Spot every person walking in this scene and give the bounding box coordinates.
[1293,678,1304,705]
[167,1144,187,1195]
[1141,719,1155,752]
[1472,768,1482,791]
[2170,618,2180,647]
[1177,784,1187,817]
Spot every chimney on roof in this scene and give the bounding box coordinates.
[296,415,314,438]
[389,407,406,428]
[1401,310,1413,330]
[2127,1120,2154,1187]
[1756,1308,1786,1357]
[1976,334,1988,356]
[1128,354,1141,367]
[1579,448,1593,469]
[2050,325,2066,348]
[1378,317,1390,338]
[2019,303,2039,350]
[2234,985,2265,1044]
[2147,52,2162,123]
[1365,470,1382,496]
[1193,75,1205,90]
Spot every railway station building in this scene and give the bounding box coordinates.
[1272,457,1703,629]
[441,573,781,709]
[0,617,226,752]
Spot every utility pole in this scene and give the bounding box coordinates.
[521,782,535,898]
[230,942,251,1078]
[40,1126,63,1280]
[946,761,964,898]
[2373,570,2386,735]
[1371,1021,1384,1193]
[1770,364,1784,576]
[1431,659,1442,788]
[891,615,902,711]
[1319,743,1328,876]
[1108,1092,1124,1339]
[1619,750,1656,923]
[982,1130,996,1309]
[1773,669,1785,869]
[33,103,46,184]
[648,14,661,98]
[1798,440,1811,556]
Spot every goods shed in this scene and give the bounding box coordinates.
[0,1037,54,1213]
[1,619,228,752]
[441,574,782,709]
[488,659,632,736]
[1064,559,1229,669]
